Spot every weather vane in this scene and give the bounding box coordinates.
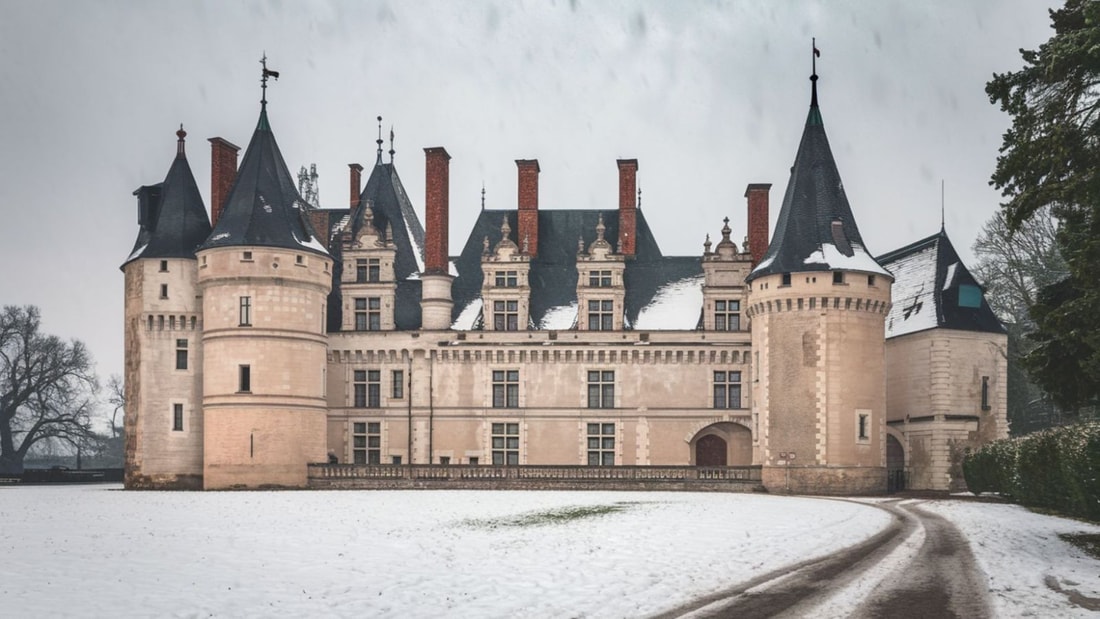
[261,53,280,105]
[811,38,821,107]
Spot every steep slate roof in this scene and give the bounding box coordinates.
[747,76,888,281]
[199,106,328,256]
[450,209,704,330]
[353,154,426,280]
[122,129,211,267]
[877,229,1004,338]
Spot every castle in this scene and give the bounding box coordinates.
[121,67,1007,493]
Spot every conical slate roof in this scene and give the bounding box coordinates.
[122,128,212,268]
[747,75,888,282]
[199,106,328,256]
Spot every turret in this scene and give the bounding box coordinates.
[121,126,210,489]
[195,79,333,489]
[746,60,893,495]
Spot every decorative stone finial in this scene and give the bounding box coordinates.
[501,216,511,239]
[703,234,712,255]
[176,124,186,157]
[595,213,606,242]
[483,236,491,255]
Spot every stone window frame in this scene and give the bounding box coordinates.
[587,370,615,409]
[239,296,252,327]
[172,403,183,432]
[855,409,871,443]
[491,422,521,465]
[491,369,520,408]
[713,370,742,409]
[493,300,519,331]
[175,339,188,370]
[352,421,381,464]
[586,422,616,466]
[353,369,381,408]
[587,299,614,331]
[588,270,612,287]
[392,370,405,400]
[714,299,741,331]
[494,270,519,287]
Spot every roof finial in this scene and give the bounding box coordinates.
[811,38,821,108]
[388,125,395,163]
[481,182,486,210]
[260,52,279,107]
[595,212,606,241]
[376,116,384,163]
[176,124,186,157]
[941,179,946,232]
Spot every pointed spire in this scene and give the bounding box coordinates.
[375,116,384,164]
[811,38,820,109]
[388,125,395,163]
[176,124,186,158]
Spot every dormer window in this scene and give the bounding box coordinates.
[714,300,740,331]
[589,270,612,287]
[495,271,518,287]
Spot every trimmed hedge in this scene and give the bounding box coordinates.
[963,421,1100,521]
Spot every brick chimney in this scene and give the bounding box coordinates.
[348,163,363,209]
[745,183,772,265]
[424,147,451,274]
[208,137,240,226]
[617,159,638,256]
[516,159,540,256]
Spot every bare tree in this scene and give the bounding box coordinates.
[972,207,1069,433]
[0,306,99,475]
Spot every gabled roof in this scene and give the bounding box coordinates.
[354,158,426,280]
[748,76,888,281]
[450,209,704,330]
[877,229,1005,338]
[122,129,211,267]
[199,106,328,256]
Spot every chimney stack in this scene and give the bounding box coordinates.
[617,159,638,256]
[516,159,540,256]
[424,147,451,274]
[745,183,772,265]
[421,147,454,330]
[348,163,363,210]
[208,137,240,226]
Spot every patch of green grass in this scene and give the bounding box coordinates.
[465,503,633,529]
[1060,533,1100,560]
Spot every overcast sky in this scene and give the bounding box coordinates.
[1,0,1057,385]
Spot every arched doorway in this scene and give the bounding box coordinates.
[886,434,906,493]
[696,434,727,466]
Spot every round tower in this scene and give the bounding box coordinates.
[746,64,893,494]
[121,126,210,489]
[196,99,332,489]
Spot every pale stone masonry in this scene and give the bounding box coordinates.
[122,71,1007,492]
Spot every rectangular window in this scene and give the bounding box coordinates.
[868,275,876,286]
[356,259,368,283]
[714,300,741,331]
[172,403,183,431]
[713,371,742,409]
[238,365,251,392]
[353,370,381,407]
[588,270,612,287]
[160,284,168,299]
[469,456,479,466]
[491,422,520,465]
[858,413,869,440]
[493,300,519,331]
[159,260,168,272]
[587,422,616,466]
[368,297,381,331]
[369,258,380,282]
[439,456,451,465]
[587,371,615,408]
[239,296,252,326]
[833,271,845,285]
[981,376,990,410]
[494,271,518,287]
[175,339,188,370]
[392,370,404,399]
[354,298,367,331]
[781,273,791,286]
[391,455,402,465]
[587,300,614,331]
[242,251,253,261]
[492,370,520,408]
[352,421,381,464]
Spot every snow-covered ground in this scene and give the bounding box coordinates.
[0,486,1096,618]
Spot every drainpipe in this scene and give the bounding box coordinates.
[406,354,413,465]
[428,352,435,463]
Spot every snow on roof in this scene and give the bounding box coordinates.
[451,298,483,330]
[126,243,148,263]
[943,262,958,291]
[404,210,425,274]
[539,302,578,330]
[884,241,939,338]
[293,231,330,255]
[802,242,891,276]
[634,275,704,330]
